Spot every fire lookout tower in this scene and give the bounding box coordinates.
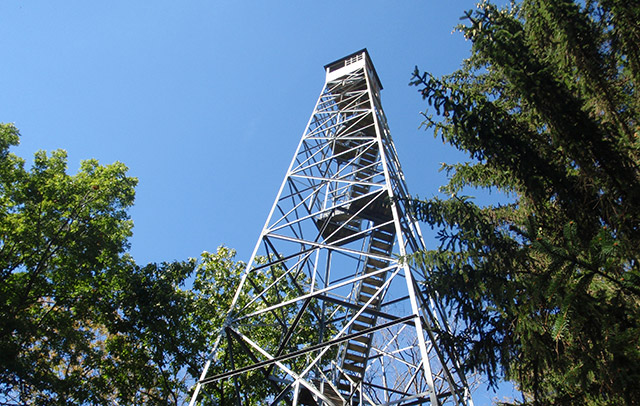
[190,49,474,406]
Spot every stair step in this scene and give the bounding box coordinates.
[373,227,394,236]
[360,153,377,164]
[364,265,381,274]
[347,342,368,354]
[359,284,379,296]
[354,170,372,180]
[355,314,374,325]
[345,352,366,364]
[367,258,387,269]
[369,247,389,257]
[373,233,394,244]
[363,276,384,286]
[352,185,368,195]
[361,151,377,161]
[357,293,379,306]
[351,335,371,345]
[371,239,392,251]
[342,362,365,375]
[351,322,369,331]
[363,276,383,287]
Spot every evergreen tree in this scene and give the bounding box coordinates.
[409,1,640,404]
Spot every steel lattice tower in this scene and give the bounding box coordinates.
[190,50,473,406]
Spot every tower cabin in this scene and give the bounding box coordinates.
[325,49,383,93]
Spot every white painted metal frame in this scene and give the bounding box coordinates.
[190,50,473,406]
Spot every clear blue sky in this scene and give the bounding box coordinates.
[1,1,516,404]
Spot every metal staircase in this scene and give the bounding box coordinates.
[329,142,397,402]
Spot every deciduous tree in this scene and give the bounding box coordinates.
[0,123,240,405]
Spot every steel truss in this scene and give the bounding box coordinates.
[190,50,473,406]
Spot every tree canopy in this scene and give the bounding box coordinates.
[410,0,639,404]
[0,123,254,405]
